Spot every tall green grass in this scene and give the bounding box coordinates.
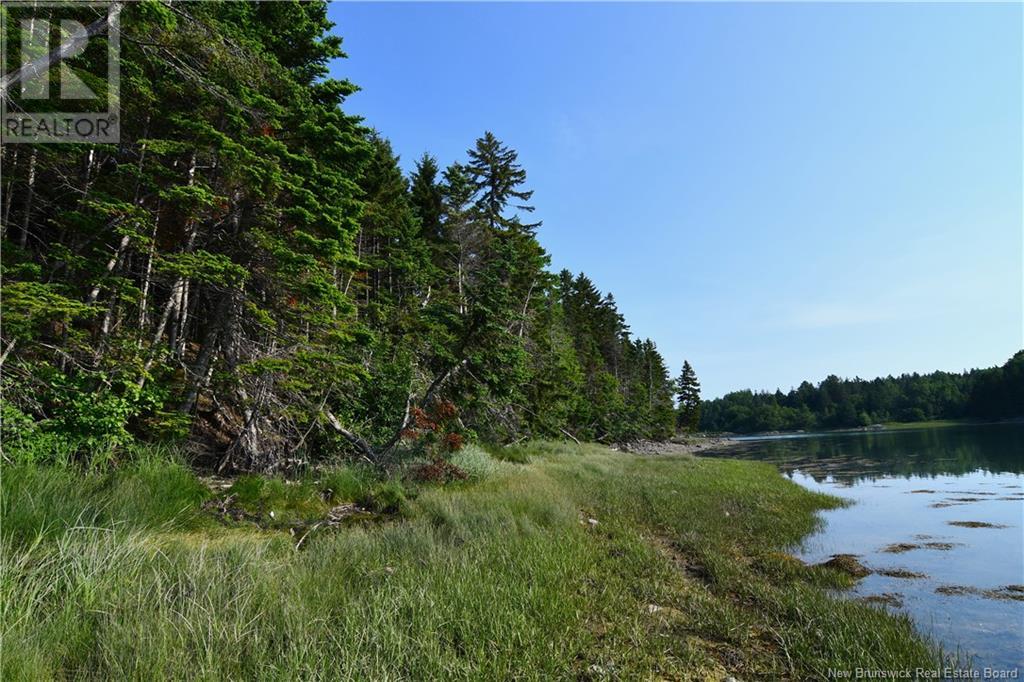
[1,442,941,679]
[1,457,210,548]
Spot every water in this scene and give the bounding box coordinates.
[707,423,1024,673]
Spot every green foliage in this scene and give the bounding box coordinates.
[2,1,370,471]
[675,360,702,431]
[0,403,75,466]
[0,2,683,474]
[320,465,375,503]
[409,153,445,243]
[542,271,680,443]
[1,366,176,465]
[966,350,1024,419]
[0,281,94,341]
[358,480,409,515]
[466,131,539,233]
[45,373,152,457]
[523,291,585,436]
[481,443,532,464]
[701,351,1024,433]
[154,251,249,287]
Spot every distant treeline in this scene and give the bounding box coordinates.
[700,351,1024,434]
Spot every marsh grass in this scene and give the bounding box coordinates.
[1,442,942,679]
[879,419,979,431]
[481,442,534,464]
[1,457,211,548]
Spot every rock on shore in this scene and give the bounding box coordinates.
[613,436,737,456]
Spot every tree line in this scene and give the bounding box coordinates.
[0,1,697,471]
[700,351,1023,434]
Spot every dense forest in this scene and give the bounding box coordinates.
[0,1,686,471]
[700,351,1024,434]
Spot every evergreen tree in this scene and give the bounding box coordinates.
[465,131,540,234]
[521,285,584,438]
[439,162,484,316]
[0,8,697,469]
[409,153,444,243]
[676,361,702,431]
[1,1,371,469]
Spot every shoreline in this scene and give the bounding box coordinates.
[3,441,941,678]
[704,417,1022,440]
[612,434,739,456]
[610,418,1016,458]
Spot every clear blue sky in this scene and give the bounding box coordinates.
[326,2,1022,399]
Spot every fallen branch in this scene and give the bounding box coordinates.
[379,358,470,455]
[324,410,378,465]
[0,339,16,367]
[294,521,323,551]
[324,359,470,466]
[558,427,581,446]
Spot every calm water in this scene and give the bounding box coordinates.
[707,424,1024,673]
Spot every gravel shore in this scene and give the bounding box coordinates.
[612,436,737,456]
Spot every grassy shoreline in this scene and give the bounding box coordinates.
[877,418,999,431]
[719,418,1002,439]
[1,442,941,679]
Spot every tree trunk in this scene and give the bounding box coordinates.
[88,138,146,305]
[174,279,191,357]
[138,211,160,334]
[518,278,536,337]
[177,294,230,414]
[88,233,130,304]
[137,280,182,389]
[19,149,37,249]
[138,154,198,386]
[0,339,17,368]
[2,148,18,233]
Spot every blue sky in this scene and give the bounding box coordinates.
[326,2,1022,399]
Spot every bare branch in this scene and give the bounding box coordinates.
[0,3,123,95]
[323,410,378,465]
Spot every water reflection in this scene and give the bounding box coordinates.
[709,423,1024,484]
[702,424,1024,672]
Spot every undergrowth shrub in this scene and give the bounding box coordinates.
[0,403,76,466]
[407,458,469,484]
[1,361,186,467]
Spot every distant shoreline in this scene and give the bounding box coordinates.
[611,418,1024,456]
[712,417,1023,440]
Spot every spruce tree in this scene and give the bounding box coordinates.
[440,163,484,316]
[409,154,444,243]
[465,132,540,234]
[676,361,702,431]
[0,5,703,467]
